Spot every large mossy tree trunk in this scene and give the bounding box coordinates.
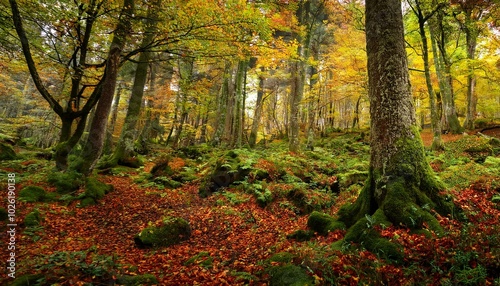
[333,0,455,262]
[78,0,134,175]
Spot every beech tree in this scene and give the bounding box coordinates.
[328,0,455,260]
[8,0,113,170]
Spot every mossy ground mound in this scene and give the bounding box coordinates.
[199,150,253,197]
[19,185,48,202]
[79,177,114,207]
[0,141,17,160]
[134,217,191,248]
[268,264,314,286]
[24,209,42,227]
[307,211,345,235]
[47,171,84,194]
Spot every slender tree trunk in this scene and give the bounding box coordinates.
[78,0,134,175]
[232,60,247,147]
[429,16,463,134]
[107,1,159,166]
[414,5,443,150]
[331,0,455,261]
[249,73,265,148]
[463,33,478,130]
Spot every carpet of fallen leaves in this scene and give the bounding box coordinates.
[1,176,309,285]
[2,171,499,285]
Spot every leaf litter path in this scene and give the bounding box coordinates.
[13,176,307,285]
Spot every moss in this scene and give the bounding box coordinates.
[268,264,314,286]
[199,150,253,196]
[287,230,315,242]
[269,252,295,264]
[24,209,42,227]
[344,217,404,263]
[0,142,17,160]
[134,217,191,248]
[337,180,376,228]
[115,274,158,285]
[79,197,97,207]
[19,186,48,203]
[9,274,45,286]
[338,170,369,188]
[269,265,314,286]
[307,211,345,235]
[47,170,84,194]
[84,177,113,201]
[0,207,7,221]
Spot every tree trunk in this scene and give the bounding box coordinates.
[463,32,478,130]
[78,0,134,175]
[10,0,103,170]
[249,73,266,148]
[232,60,247,148]
[429,16,463,134]
[107,1,159,166]
[332,0,455,262]
[413,4,443,150]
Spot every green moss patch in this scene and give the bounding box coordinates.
[286,229,315,242]
[47,171,84,194]
[79,177,114,207]
[0,142,17,160]
[115,274,159,285]
[307,211,345,235]
[199,150,254,197]
[268,264,314,286]
[134,217,191,248]
[19,185,48,202]
[24,209,42,227]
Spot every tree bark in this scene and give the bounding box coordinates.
[412,1,444,150]
[331,0,455,262]
[78,0,134,175]
[107,0,160,166]
[429,10,463,134]
[249,73,266,148]
[10,0,106,170]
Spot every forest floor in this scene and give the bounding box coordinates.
[1,128,500,285]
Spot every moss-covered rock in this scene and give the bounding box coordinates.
[0,207,8,221]
[9,274,45,286]
[268,264,314,286]
[286,229,314,241]
[150,156,174,177]
[0,142,17,160]
[24,209,42,227]
[85,177,113,200]
[307,211,345,235]
[47,171,84,194]
[199,150,253,197]
[134,217,191,248]
[19,186,48,203]
[115,274,158,285]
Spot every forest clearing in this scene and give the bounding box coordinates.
[1,0,500,285]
